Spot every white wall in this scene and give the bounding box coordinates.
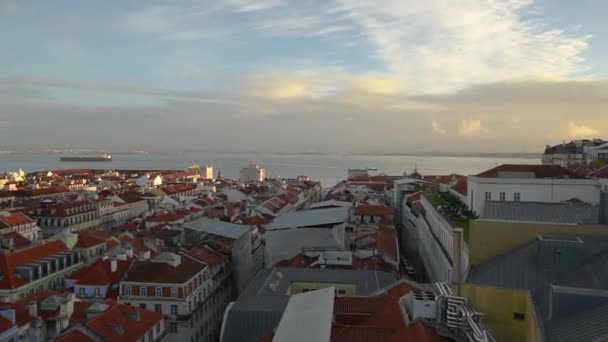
[75,284,109,299]
[468,176,601,214]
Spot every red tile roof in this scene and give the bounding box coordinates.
[67,300,163,342]
[188,246,225,267]
[0,316,15,334]
[354,205,394,217]
[0,211,34,227]
[0,240,67,289]
[331,282,447,342]
[67,257,134,287]
[476,164,583,179]
[450,179,468,196]
[0,291,72,327]
[0,232,31,248]
[74,233,106,249]
[56,329,95,342]
[123,251,205,284]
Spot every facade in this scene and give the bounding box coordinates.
[34,200,101,236]
[0,241,83,303]
[467,164,600,215]
[239,163,265,183]
[184,218,263,294]
[118,250,231,342]
[0,212,41,242]
[586,142,608,162]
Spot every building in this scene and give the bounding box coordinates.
[34,200,101,236]
[467,164,601,215]
[65,248,135,301]
[220,267,397,342]
[585,141,608,163]
[0,291,78,340]
[118,250,231,342]
[0,240,83,303]
[467,233,608,341]
[239,163,265,183]
[264,207,350,267]
[0,211,42,242]
[468,195,608,265]
[58,300,166,342]
[542,140,587,167]
[184,218,263,294]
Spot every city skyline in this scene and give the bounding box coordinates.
[0,0,606,153]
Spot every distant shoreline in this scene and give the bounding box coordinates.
[0,150,541,159]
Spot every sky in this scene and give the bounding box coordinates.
[0,0,606,153]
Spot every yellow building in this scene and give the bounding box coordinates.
[461,284,542,342]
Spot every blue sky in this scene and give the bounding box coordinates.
[0,0,606,152]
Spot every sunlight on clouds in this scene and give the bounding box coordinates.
[352,76,403,95]
[567,122,600,138]
[269,80,310,99]
[459,119,485,136]
[432,120,447,135]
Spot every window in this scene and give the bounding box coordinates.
[141,287,147,296]
[171,305,178,316]
[155,304,162,313]
[485,192,492,201]
[94,287,101,298]
[156,287,162,297]
[499,192,506,201]
[79,287,85,296]
[140,303,146,309]
[171,288,178,298]
[514,192,521,202]
[156,323,161,334]
[170,323,178,333]
[513,312,525,320]
[124,286,131,296]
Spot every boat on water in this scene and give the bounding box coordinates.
[59,153,112,162]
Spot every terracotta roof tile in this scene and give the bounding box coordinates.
[0,316,15,333]
[475,164,583,179]
[0,240,67,289]
[74,233,106,249]
[0,232,31,248]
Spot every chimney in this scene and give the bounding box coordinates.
[28,301,38,318]
[451,228,464,296]
[110,258,117,273]
[125,246,134,258]
[600,191,608,225]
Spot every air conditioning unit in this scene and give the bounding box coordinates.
[403,291,437,322]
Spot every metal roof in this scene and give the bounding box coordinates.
[183,217,250,239]
[550,303,608,342]
[467,234,608,341]
[221,267,396,342]
[273,287,335,342]
[267,207,349,230]
[480,201,600,224]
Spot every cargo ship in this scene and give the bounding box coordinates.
[59,153,112,162]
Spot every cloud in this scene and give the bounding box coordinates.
[3,2,17,14]
[459,119,485,136]
[567,122,600,138]
[431,120,447,135]
[226,0,284,12]
[333,0,590,93]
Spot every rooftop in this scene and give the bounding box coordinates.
[184,217,251,240]
[475,164,584,179]
[480,201,601,224]
[267,207,349,230]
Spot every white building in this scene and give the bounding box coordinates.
[0,211,42,241]
[136,174,163,188]
[239,163,265,183]
[468,164,601,215]
[585,142,608,163]
[203,165,214,180]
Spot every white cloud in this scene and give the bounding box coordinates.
[432,120,447,135]
[459,119,485,136]
[227,0,284,12]
[567,122,600,138]
[333,0,590,93]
